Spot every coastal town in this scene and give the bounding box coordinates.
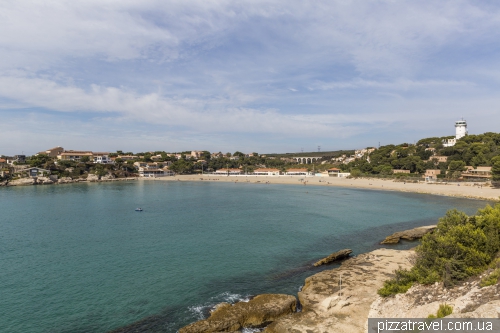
[1,121,499,187]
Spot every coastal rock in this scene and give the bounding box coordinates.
[9,178,36,186]
[58,177,74,184]
[369,273,500,320]
[313,249,353,267]
[265,249,413,333]
[87,174,99,182]
[0,180,8,186]
[179,294,296,333]
[380,225,436,244]
[36,176,54,185]
[101,173,115,180]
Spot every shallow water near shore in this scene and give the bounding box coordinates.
[0,181,493,332]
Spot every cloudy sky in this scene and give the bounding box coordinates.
[1,0,499,155]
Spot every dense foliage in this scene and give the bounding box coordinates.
[378,204,500,297]
[346,132,500,177]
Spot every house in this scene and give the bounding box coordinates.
[461,166,492,179]
[253,168,280,176]
[285,168,312,176]
[138,167,165,177]
[93,152,112,164]
[327,168,350,177]
[229,156,239,161]
[58,151,93,162]
[211,152,224,159]
[37,146,64,157]
[393,169,411,174]
[214,168,243,175]
[0,158,6,167]
[24,167,51,178]
[6,155,26,164]
[423,169,442,181]
[190,151,204,159]
[429,156,448,163]
[162,166,175,176]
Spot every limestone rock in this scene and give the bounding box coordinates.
[9,178,36,186]
[101,173,115,180]
[381,225,436,244]
[36,176,53,185]
[58,177,74,184]
[179,294,296,333]
[266,249,414,333]
[313,249,353,267]
[87,174,99,182]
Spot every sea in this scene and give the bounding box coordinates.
[0,180,493,333]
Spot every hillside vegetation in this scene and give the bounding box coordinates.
[379,203,500,297]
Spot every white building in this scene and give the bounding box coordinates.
[443,119,468,147]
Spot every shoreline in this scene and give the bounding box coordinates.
[3,174,498,202]
[149,175,500,201]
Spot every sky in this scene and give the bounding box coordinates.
[1,0,500,156]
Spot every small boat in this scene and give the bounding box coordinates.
[135,208,143,212]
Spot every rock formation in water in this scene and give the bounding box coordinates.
[179,294,296,333]
[380,225,436,244]
[313,249,352,267]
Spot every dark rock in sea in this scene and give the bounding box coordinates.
[380,225,436,244]
[178,294,296,333]
[313,249,352,267]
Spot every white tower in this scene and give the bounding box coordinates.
[455,119,467,139]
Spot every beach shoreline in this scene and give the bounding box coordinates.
[148,174,500,201]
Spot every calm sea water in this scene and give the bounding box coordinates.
[0,181,492,333]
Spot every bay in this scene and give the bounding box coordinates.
[0,181,492,332]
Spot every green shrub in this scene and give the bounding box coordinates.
[428,304,453,318]
[480,269,500,287]
[379,204,500,296]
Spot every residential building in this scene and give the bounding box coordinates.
[6,155,26,164]
[285,168,312,176]
[253,168,280,176]
[214,168,243,175]
[190,151,204,159]
[138,167,165,177]
[461,166,492,179]
[393,169,411,174]
[58,151,93,162]
[429,156,448,163]
[24,167,51,178]
[37,146,64,157]
[93,152,112,164]
[423,169,442,181]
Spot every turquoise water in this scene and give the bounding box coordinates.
[0,181,492,333]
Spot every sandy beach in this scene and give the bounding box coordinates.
[151,174,500,201]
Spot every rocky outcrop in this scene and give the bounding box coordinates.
[101,173,115,180]
[380,225,436,244]
[36,176,54,185]
[87,174,99,182]
[369,271,500,319]
[179,294,297,333]
[58,177,74,184]
[265,249,413,333]
[9,178,36,186]
[313,249,352,267]
[0,180,8,186]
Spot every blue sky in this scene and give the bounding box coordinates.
[1,0,500,155]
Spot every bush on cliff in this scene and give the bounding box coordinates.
[378,204,500,297]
